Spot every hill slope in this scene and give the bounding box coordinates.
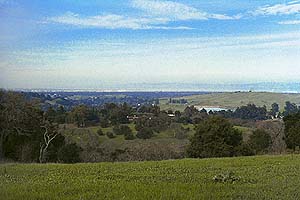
[1,155,300,200]
[160,92,300,111]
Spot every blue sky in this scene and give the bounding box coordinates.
[0,0,300,90]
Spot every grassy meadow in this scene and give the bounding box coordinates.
[159,92,300,111]
[61,123,196,148]
[1,155,300,200]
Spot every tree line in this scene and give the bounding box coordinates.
[1,90,300,163]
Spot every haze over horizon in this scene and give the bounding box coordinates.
[1,0,300,90]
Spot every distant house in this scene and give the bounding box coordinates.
[127,115,139,121]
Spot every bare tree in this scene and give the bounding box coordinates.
[39,122,59,163]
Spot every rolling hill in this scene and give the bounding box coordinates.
[159,92,300,111]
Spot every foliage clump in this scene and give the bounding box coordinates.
[187,116,246,158]
[248,129,271,154]
[106,131,115,139]
[58,143,82,163]
[283,113,300,150]
[136,128,154,139]
[97,128,104,136]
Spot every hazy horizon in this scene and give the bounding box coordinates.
[5,82,300,93]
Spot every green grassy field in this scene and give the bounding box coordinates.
[62,123,196,146]
[160,92,300,111]
[1,155,300,200]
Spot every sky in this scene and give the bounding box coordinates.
[0,0,300,90]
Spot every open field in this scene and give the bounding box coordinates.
[60,124,195,162]
[159,92,300,111]
[1,155,300,200]
[62,123,195,146]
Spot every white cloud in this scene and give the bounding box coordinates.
[253,1,300,15]
[48,12,193,30]
[131,0,207,20]
[48,0,241,30]
[131,0,238,20]
[278,20,300,25]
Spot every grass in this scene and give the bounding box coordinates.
[159,92,300,111]
[64,123,196,145]
[1,154,300,199]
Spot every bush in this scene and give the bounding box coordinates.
[124,130,135,140]
[136,128,153,139]
[234,104,267,120]
[284,113,300,150]
[170,123,187,139]
[187,116,243,158]
[100,119,109,128]
[113,125,122,135]
[248,129,271,154]
[58,143,82,163]
[106,131,115,139]
[97,128,104,136]
[113,125,133,137]
[234,143,255,156]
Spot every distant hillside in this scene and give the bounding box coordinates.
[160,92,300,111]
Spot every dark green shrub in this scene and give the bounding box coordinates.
[100,119,109,128]
[284,113,300,150]
[234,143,255,156]
[58,143,82,163]
[170,123,188,139]
[187,116,243,158]
[124,130,135,140]
[113,125,122,135]
[136,128,153,139]
[106,131,115,139]
[249,129,271,153]
[97,128,104,136]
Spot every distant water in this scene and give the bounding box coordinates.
[125,82,300,93]
[96,82,300,93]
[18,82,300,93]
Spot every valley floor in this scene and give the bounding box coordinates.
[1,155,300,199]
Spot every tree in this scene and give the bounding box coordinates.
[124,129,135,140]
[97,128,104,136]
[270,103,279,118]
[0,91,66,162]
[0,91,44,160]
[106,131,115,139]
[58,143,82,163]
[113,125,122,135]
[113,125,132,136]
[170,123,188,139]
[283,101,299,117]
[39,121,59,163]
[283,113,300,149]
[248,129,271,154]
[56,106,67,124]
[187,116,243,158]
[136,128,153,139]
[99,118,109,128]
[72,105,89,127]
[45,106,57,123]
[234,104,267,120]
